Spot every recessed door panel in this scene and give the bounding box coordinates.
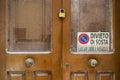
[97,71,114,80]
[34,71,52,80]
[7,71,25,80]
[71,0,113,53]
[71,71,88,80]
[7,0,52,52]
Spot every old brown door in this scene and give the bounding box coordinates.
[0,0,62,80]
[62,0,120,80]
[0,0,120,80]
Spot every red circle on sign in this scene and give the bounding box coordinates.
[78,33,89,44]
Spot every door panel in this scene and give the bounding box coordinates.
[63,0,120,80]
[71,0,113,53]
[34,71,52,80]
[97,71,114,80]
[7,71,25,80]
[0,0,62,80]
[71,71,88,80]
[7,0,52,52]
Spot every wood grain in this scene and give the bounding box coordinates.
[63,0,120,80]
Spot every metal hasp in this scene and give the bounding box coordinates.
[89,58,98,68]
[25,58,35,68]
[59,8,65,18]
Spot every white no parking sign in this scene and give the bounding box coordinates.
[77,32,110,53]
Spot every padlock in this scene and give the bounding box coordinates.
[59,8,65,18]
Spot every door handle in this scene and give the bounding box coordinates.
[89,58,98,68]
[25,58,34,68]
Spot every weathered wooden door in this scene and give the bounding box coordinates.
[62,0,120,80]
[0,0,62,80]
[0,0,120,80]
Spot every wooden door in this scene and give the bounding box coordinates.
[0,0,62,80]
[1,0,120,80]
[62,0,120,80]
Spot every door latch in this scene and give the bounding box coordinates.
[89,58,98,68]
[25,58,34,68]
[59,8,65,18]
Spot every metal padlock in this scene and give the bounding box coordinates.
[59,8,65,18]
